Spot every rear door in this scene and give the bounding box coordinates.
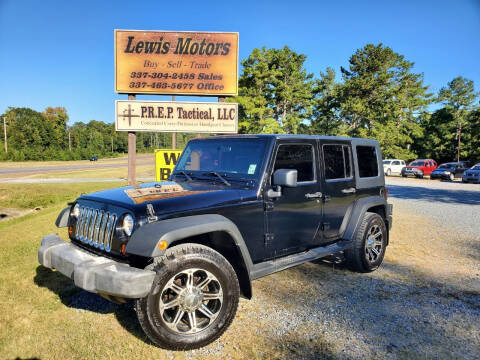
[391,160,401,174]
[320,141,356,243]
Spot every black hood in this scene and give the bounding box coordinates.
[78,180,258,217]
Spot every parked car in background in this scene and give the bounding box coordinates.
[401,159,437,178]
[458,160,472,169]
[90,156,98,161]
[383,159,406,176]
[430,162,467,181]
[462,163,480,183]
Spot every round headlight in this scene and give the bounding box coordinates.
[71,203,81,218]
[122,214,134,236]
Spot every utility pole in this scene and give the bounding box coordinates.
[3,116,7,153]
[68,131,72,151]
[111,136,114,152]
[457,123,462,162]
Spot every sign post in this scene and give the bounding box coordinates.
[127,94,136,185]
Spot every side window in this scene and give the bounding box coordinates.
[323,144,352,180]
[356,146,379,178]
[392,161,400,165]
[274,144,314,182]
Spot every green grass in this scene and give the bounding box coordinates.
[0,182,125,209]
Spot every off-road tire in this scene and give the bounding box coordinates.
[135,243,240,350]
[345,212,387,273]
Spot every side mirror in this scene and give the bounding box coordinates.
[267,169,298,198]
[273,169,298,187]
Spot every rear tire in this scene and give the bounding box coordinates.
[345,212,387,273]
[386,168,391,176]
[135,243,239,350]
[449,173,455,181]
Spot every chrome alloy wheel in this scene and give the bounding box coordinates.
[365,224,383,263]
[158,268,223,334]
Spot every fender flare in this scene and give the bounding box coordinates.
[56,206,71,228]
[126,214,254,298]
[342,196,389,242]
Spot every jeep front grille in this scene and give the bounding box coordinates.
[75,206,117,252]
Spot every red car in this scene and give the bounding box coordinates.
[401,159,437,178]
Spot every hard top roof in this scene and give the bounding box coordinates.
[193,134,378,143]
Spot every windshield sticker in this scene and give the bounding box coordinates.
[248,164,257,174]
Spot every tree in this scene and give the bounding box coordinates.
[307,67,347,136]
[437,76,479,162]
[231,46,314,134]
[339,43,432,159]
[43,107,69,149]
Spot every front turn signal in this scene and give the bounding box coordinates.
[158,240,168,251]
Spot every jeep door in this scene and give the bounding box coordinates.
[265,141,322,259]
[319,141,356,242]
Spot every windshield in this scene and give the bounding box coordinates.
[471,165,480,170]
[383,160,391,165]
[438,163,455,169]
[409,161,424,166]
[175,138,268,178]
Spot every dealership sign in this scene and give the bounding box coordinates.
[115,30,238,95]
[115,100,238,133]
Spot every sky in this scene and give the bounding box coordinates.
[0,0,479,125]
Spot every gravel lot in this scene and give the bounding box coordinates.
[62,177,480,359]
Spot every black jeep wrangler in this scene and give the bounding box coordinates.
[38,134,392,350]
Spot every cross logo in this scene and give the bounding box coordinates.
[120,104,140,126]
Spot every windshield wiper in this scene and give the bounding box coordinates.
[203,172,231,186]
[172,171,193,181]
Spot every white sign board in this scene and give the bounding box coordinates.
[115,100,238,133]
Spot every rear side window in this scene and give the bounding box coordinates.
[356,146,379,178]
[392,161,400,165]
[323,144,352,180]
[274,144,314,182]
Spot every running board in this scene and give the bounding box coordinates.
[250,241,352,280]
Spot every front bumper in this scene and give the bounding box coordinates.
[402,169,422,177]
[38,235,155,298]
[430,173,450,180]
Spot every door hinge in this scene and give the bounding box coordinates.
[264,233,274,246]
[264,201,274,211]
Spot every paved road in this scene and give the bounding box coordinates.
[0,155,154,175]
[386,177,480,235]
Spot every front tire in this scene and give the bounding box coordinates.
[136,243,240,350]
[345,212,387,273]
[386,168,391,176]
[449,173,455,181]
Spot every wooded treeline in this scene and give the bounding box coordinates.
[0,107,196,161]
[1,43,479,163]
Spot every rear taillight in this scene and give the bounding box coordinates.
[385,188,389,199]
